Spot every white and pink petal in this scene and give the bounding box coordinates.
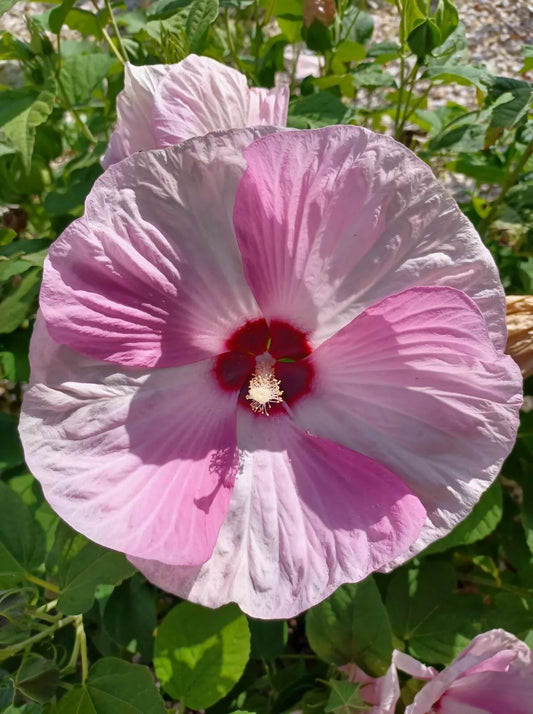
[153,55,289,148]
[18,316,239,566]
[102,62,168,168]
[291,286,522,563]
[42,130,274,369]
[131,411,425,618]
[233,126,507,350]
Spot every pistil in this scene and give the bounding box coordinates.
[246,362,283,415]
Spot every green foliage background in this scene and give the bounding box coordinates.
[1,0,533,711]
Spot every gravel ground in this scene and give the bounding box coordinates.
[2,0,532,77]
[370,0,533,78]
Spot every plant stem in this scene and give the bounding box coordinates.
[89,0,127,64]
[103,0,129,63]
[25,573,60,594]
[76,616,89,683]
[0,614,78,661]
[224,9,245,73]
[461,574,533,599]
[479,135,533,236]
[393,0,407,140]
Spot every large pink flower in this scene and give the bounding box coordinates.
[19,125,522,618]
[102,54,289,168]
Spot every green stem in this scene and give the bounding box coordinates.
[103,0,129,63]
[76,616,89,684]
[396,60,420,139]
[57,75,98,143]
[479,135,533,236]
[393,0,407,140]
[25,573,60,594]
[461,574,533,599]
[89,0,127,64]
[0,615,78,661]
[224,9,245,73]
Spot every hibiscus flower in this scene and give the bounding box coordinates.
[102,54,289,168]
[345,630,533,714]
[19,125,522,618]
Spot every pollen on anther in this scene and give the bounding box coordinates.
[246,363,283,415]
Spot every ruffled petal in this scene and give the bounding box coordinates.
[102,63,168,168]
[42,129,274,369]
[153,55,289,148]
[405,630,533,714]
[292,286,522,563]
[131,411,425,618]
[19,316,239,565]
[233,126,507,350]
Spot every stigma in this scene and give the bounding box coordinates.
[246,362,283,415]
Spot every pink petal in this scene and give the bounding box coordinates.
[102,63,168,168]
[131,411,425,618]
[292,286,522,562]
[42,129,272,369]
[405,630,533,714]
[233,126,507,351]
[343,662,400,714]
[18,316,239,565]
[153,55,289,149]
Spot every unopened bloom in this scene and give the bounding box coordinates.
[20,126,521,618]
[343,630,533,714]
[405,630,533,714]
[102,54,289,168]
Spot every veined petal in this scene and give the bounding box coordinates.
[233,126,507,350]
[102,62,168,168]
[405,630,533,714]
[19,316,239,565]
[131,411,425,618]
[292,286,522,562]
[153,55,289,148]
[42,130,273,369]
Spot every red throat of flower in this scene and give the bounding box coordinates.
[214,319,314,415]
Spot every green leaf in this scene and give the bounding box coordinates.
[352,62,396,88]
[59,53,116,106]
[249,618,288,660]
[14,655,60,705]
[0,411,24,471]
[407,593,483,664]
[185,0,219,53]
[57,541,135,615]
[0,87,55,172]
[48,0,76,33]
[422,64,493,91]
[325,681,369,714]
[386,560,456,642]
[154,601,250,709]
[54,658,166,714]
[407,18,440,58]
[0,267,41,333]
[522,44,533,73]
[288,92,348,127]
[306,577,392,676]
[433,0,458,45]
[302,18,332,53]
[103,575,157,659]
[0,482,45,583]
[423,481,503,554]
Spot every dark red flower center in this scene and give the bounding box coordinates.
[215,318,314,413]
